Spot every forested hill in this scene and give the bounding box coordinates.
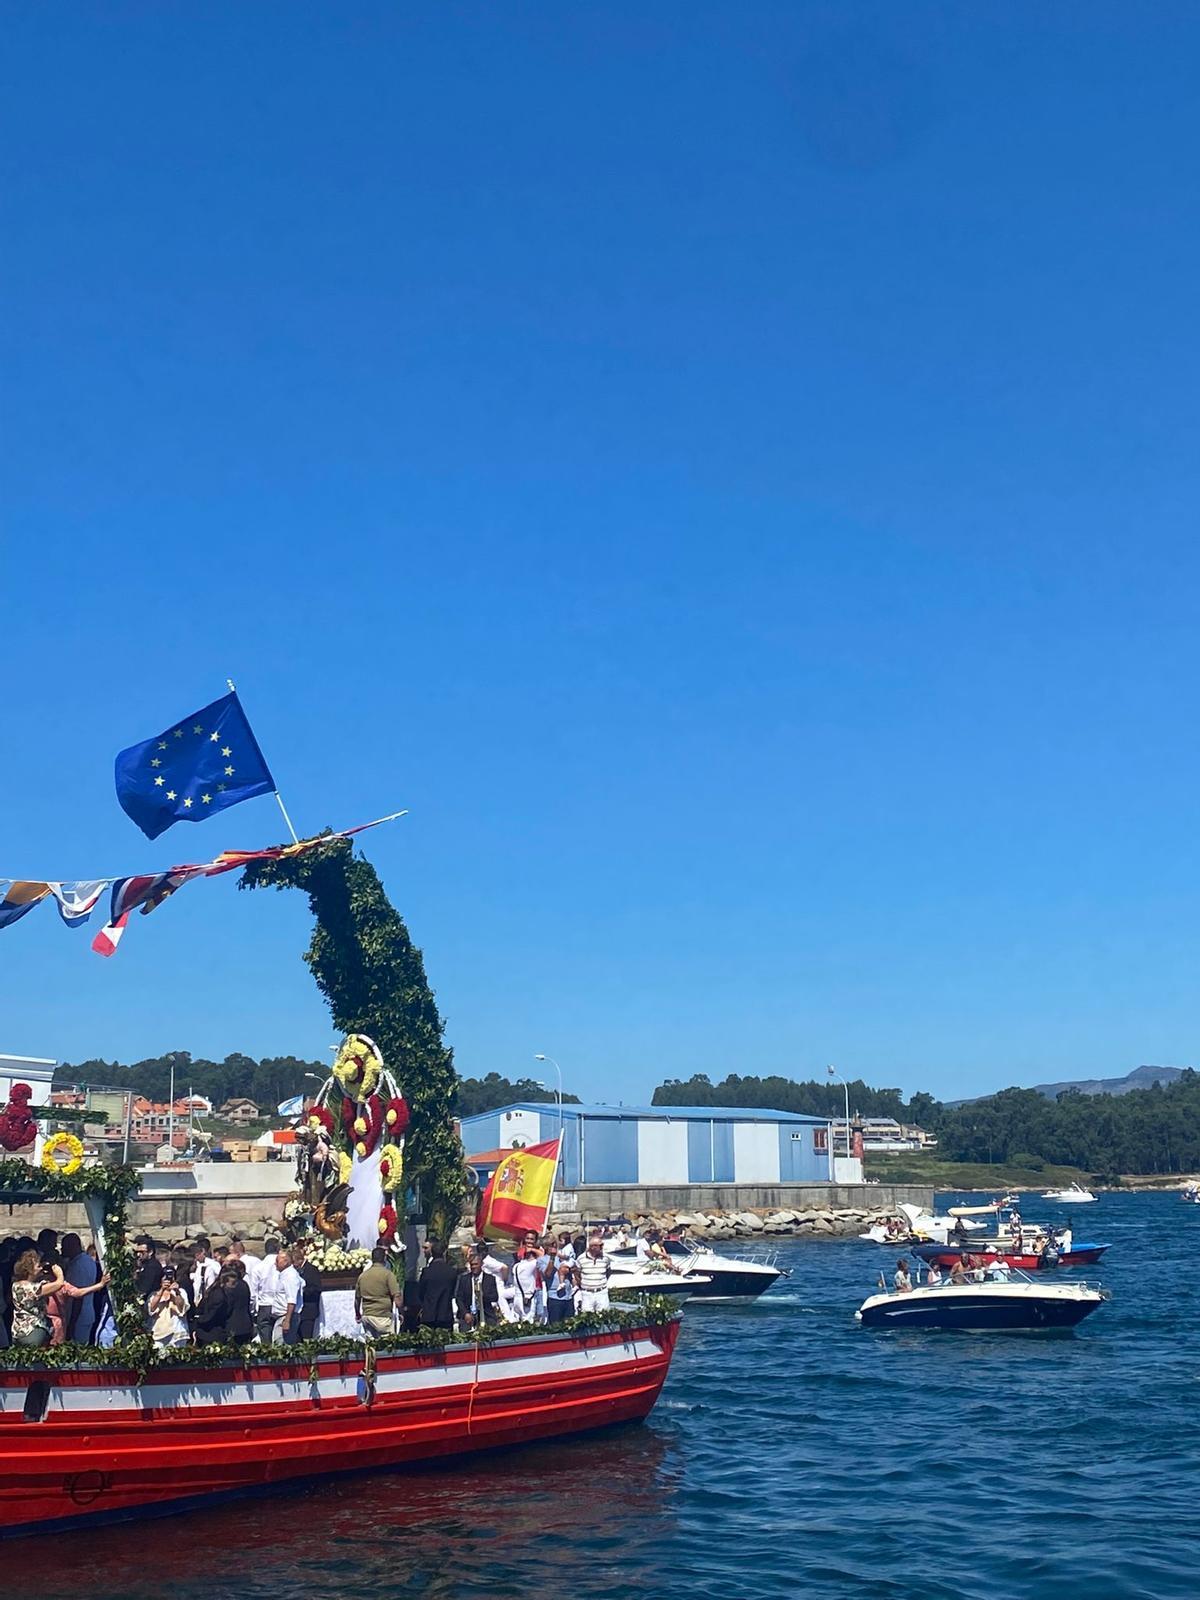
[653,1069,1200,1176]
[56,1056,580,1122]
[932,1074,1200,1174]
[57,1054,328,1112]
[652,1073,936,1124]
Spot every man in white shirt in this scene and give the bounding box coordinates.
[228,1239,263,1310]
[188,1240,221,1309]
[513,1249,546,1324]
[259,1246,304,1345]
[575,1239,611,1313]
[477,1238,509,1279]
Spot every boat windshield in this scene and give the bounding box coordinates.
[882,1263,1039,1294]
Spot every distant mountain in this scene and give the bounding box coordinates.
[946,1064,1190,1108]
[1030,1064,1187,1100]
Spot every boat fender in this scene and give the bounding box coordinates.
[22,1378,51,1423]
[358,1342,377,1407]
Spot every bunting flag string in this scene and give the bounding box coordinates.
[0,810,407,958]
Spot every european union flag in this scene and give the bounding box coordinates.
[114,692,276,840]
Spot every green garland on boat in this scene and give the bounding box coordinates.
[0,1299,679,1375]
[0,1157,145,1343]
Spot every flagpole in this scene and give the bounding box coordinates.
[272,792,300,846]
[545,1135,563,1234]
[226,678,300,845]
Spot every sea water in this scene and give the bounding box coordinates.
[12,1191,1199,1600]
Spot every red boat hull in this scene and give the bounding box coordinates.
[0,1320,679,1535]
[919,1247,1107,1271]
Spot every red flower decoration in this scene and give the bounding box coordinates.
[340,1095,359,1143]
[0,1083,37,1153]
[352,1094,385,1158]
[307,1105,335,1134]
[385,1096,410,1136]
[377,1204,398,1245]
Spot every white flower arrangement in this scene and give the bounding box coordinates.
[305,1238,371,1272]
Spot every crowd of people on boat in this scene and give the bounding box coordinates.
[363,1227,618,1339]
[0,1229,111,1349]
[0,1219,636,1353]
[132,1234,325,1348]
[891,1254,1020,1292]
[123,1225,623,1347]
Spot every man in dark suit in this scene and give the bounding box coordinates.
[455,1250,500,1329]
[133,1236,163,1300]
[290,1241,322,1341]
[418,1241,459,1331]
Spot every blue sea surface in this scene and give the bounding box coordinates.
[12,1192,1199,1599]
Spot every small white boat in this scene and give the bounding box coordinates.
[1042,1182,1096,1203]
[1181,1182,1200,1204]
[859,1198,1005,1246]
[605,1234,787,1302]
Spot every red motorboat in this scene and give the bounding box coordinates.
[0,1319,680,1535]
[912,1240,1110,1272]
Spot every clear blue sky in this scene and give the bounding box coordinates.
[3,3,1199,1104]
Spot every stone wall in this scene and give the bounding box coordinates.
[553,1182,932,1216]
[0,1192,291,1247]
[546,1182,934,1241]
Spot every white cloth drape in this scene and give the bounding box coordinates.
[346,1145,385,1250]
[317,1289,363,1339]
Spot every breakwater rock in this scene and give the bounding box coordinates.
[550,1205,885,1240]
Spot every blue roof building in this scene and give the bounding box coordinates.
[459,1102,834,1187]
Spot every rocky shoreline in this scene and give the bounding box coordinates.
[550,1205,885,1240]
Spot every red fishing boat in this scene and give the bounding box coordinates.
[0,1317,680,1535]
[0,1130,681,1539]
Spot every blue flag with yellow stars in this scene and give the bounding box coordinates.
[114,692,276,840]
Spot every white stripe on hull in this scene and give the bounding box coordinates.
[0,1336,663,1417]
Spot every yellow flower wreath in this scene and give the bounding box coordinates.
[41,1131,84,1177]
[331,1033,383,1099]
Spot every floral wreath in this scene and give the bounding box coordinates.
[332,1033,383,1099]
[379,1142,404,1194]
[42,1131,84,1177]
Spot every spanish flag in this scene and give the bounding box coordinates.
[475,1137,562,1241]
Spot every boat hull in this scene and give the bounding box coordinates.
[610,1244,784,1302]
[0,1320,679,1536]
[857,1290,1103,1332]
[666,1266,781,1301]
[912,1243,1109,1271]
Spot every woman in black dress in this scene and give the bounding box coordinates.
[192,1275,230,1347]
[220,1263,254,1346]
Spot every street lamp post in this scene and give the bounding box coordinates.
[827,1065,850,1178]
[533,1054,564,1134]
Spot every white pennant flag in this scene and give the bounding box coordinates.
[48,880,109,928]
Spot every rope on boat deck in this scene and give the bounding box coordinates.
[466,1331,481,1436]
[359,1340,377,1406]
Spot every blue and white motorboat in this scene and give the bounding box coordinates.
[855,1267,1109,1332]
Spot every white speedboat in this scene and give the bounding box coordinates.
[605,1234,787,1302]
[859,1198,1007,1246]
[1042,1182,1096,1203]
[609,1267,711,1299]
[856,1269,1109,1332]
